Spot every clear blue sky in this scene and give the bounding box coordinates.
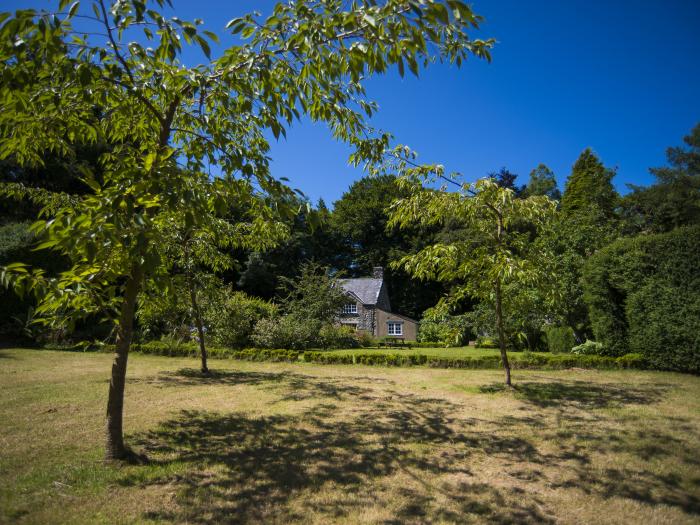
[8,0,700,204]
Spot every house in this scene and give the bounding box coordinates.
[338,267,418,340]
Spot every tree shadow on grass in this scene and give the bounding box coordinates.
[479,379,668,409]
[124,387,557,524]
[121,373,698,523]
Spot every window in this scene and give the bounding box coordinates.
[387,321,403,336]
[342,303,358,314]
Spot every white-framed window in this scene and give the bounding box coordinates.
[387,321,403,336]
[342,303,358,314]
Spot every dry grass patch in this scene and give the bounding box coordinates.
[1,348,699,524]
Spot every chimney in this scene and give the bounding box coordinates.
[372,266,384,279]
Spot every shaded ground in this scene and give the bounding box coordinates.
[1,349,699,524]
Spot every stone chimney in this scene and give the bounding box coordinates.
[372,266,384,279]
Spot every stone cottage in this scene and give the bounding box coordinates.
[338,267,418,340]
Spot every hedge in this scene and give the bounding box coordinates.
[303,351,647,370]
[583,225,700,373]
[48,343,648,370]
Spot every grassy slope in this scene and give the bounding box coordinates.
[1,348,699,524]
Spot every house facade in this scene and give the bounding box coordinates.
[338,267,418,340]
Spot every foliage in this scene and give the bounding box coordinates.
[0,0,493,457]
[521,164,561,201]
[571,340,605,356]
[544,326,575,354]
[278,262,348,323]
[331,174,444,318]
[389,169,558,383]
[252,315,322,351]
[303,350,646,370]
[474,336,498,349]
[560,148,619,218]
[583,225,700,372]
[418,306,472,347]
[621,122,700,234]
[206,290,278,349]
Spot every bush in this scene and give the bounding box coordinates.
[318,324,360,349]
[475,336,498,349]
[583,225,700,371]
[251,315,322,350]
[544,326,576,353]
[571,340,605,356]
[206,291,278,348]
[418,307,472,347]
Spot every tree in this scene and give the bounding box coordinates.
[560,149,618,218]
[331,174,444,318]
[550,150,620,339]
[0,0,493,459]
[489,167,524,196]
[621,123,700,234]
[389,171,557,386]
[521,163,561,201]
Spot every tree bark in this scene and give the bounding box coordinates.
[187,273,209,374]
[495,278,512,386]
[105,264,142,460]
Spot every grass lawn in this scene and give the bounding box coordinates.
[1,348,699,524]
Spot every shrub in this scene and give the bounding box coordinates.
[251,315,322,350]
[418,307,472,347]
[354,330,376,347]
[475,336,498,348]
[583,225,700,371]
[318,324,359,349]
[544,326,576,353]
[571,340,604,356]
[206,291,278,348]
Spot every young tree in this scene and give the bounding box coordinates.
[0,1,493,459]
[389,167,557,386]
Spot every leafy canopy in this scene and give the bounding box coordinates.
[0,0,494,329]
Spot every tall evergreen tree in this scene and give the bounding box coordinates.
[560,149,618,217]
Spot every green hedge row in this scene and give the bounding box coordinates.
[302,351,647,370]
[64,342,648,370]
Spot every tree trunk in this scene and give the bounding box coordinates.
[495,279,512,386]
[105,265,142,460]
[187,273,209,374]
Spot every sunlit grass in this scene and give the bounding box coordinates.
[1,348,699,524]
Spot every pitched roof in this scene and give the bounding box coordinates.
[339,277,383,305]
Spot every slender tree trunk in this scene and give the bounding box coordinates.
[187,273,209,374]
[495,279,512,386]
[105,265,142,460]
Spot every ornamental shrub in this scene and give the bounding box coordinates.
[583,225,700,371]
[544,326,576,353]
[475,336,498,348]
[571,340,604,356]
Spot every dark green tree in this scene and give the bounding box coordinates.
[521,163,561,201]
[331,174,444,318]
[621,123,700,234]
[560,149,618,218]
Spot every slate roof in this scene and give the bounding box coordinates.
[339,278,383,305]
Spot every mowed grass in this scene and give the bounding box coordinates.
[1,349,699,524]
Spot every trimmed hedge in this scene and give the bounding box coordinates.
[583,225,700,373]
[62,343,648,370]
[302,351,646,370]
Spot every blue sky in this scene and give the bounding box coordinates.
[8,0,700,204]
